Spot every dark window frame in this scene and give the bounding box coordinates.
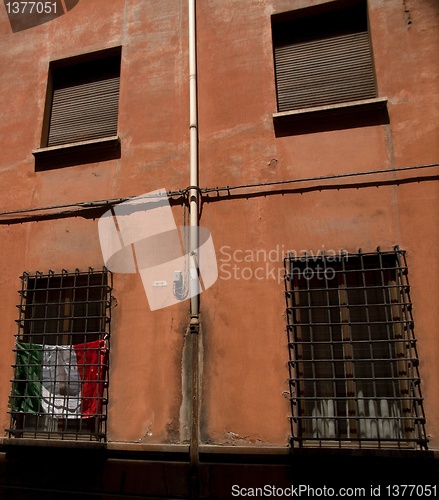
[33,47,122,169]
[284,248,427,450]
[7,268,112,442]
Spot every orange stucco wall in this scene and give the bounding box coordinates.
[0,0,438,452]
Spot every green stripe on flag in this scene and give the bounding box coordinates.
[10,342,44,413]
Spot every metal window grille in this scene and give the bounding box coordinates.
[47,52,120,147]
[272,1,376,112]
[284,249,427,449]
[8,268,112,441]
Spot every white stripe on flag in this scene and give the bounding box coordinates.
[41,345,81,418]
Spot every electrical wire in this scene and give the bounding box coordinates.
[0,162,437,220]
[200,162,439,194]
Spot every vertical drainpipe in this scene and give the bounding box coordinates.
[188,0,200,498]
[189,0,199,316]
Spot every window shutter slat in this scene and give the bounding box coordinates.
[48,75,120,147]
[274,31,376,112]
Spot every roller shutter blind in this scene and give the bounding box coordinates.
[272,1,376,113]
[47,55,120,147]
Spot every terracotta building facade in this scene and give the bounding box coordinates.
[0,0,438,497]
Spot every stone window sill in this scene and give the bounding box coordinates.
[273,98,389,136]
[32,136,121,170]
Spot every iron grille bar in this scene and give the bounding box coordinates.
[8,268,112,442]
[284,248,427,450]
[289,338,417,345]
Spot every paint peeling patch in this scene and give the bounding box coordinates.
[224,430,267,445]
[227,431,245,442]
[139,423,153,442]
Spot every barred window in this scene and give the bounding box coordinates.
[284,249,427,449]
[8,268,112,442]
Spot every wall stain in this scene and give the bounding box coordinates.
[403,0,412,27]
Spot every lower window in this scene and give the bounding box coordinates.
[284,248,427,449]
[7,268,112,441]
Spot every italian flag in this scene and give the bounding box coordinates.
[11,339,107,418]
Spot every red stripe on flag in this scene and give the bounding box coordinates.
[74,339,107,416]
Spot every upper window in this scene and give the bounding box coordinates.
[272,0,376,113]
[45,49,121,147]
[271,0,389,135]
[8,268,112,442]
[33,47,122,168]
[284,249,427,449]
